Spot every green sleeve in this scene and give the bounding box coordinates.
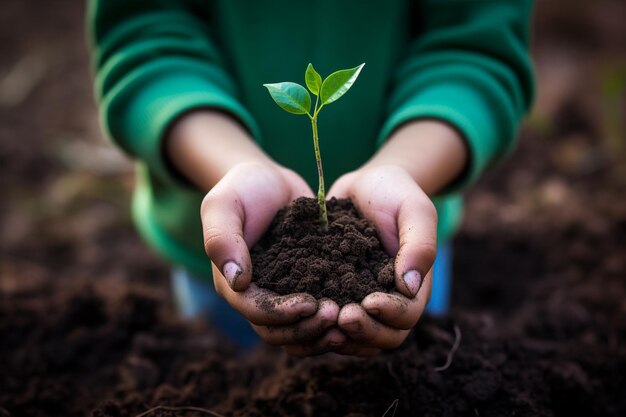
[88,0,261,187]
[378,0,535,192]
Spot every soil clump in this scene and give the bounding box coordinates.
[251,197,395,306]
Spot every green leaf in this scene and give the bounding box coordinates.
[263,82,311,115]
[305,63,323,96]
[320,63,365,105]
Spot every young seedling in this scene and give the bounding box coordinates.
[264,63,365,230]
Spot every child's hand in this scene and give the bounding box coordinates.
[201,162,344,353]
[327,164,437,355]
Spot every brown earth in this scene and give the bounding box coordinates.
[251,197,395,306]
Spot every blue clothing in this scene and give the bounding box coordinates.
[427,244,453,315]
[172,244,452,348]
[171,268,260,349]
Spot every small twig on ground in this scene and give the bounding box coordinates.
[387,361,400,385]
[382,398,399,417]
[135,405,226,417]
[434,324,462,372]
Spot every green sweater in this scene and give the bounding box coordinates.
[88,0,534,278]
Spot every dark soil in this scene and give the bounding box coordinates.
[2,0,626,416]
[251,197,395,306]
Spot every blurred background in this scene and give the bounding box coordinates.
[0,0,625,415]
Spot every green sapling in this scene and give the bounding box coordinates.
[264,63,365,230]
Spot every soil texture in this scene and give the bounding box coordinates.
[251,197,395,306]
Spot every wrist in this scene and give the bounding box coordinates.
[165,110,275,192]
[365,120,468,196]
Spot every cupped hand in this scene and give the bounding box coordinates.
[327,164,438,355]
[201,161,343,353]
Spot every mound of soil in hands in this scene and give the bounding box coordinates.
[251,197,395,306]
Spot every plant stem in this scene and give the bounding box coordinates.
[310,115,328,230]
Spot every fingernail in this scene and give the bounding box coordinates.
[367,308,381,317]
[223,261,242,288]
[328,340,345,348]
[402,270,422,297]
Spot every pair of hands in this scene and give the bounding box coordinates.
[201,161,438,357]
